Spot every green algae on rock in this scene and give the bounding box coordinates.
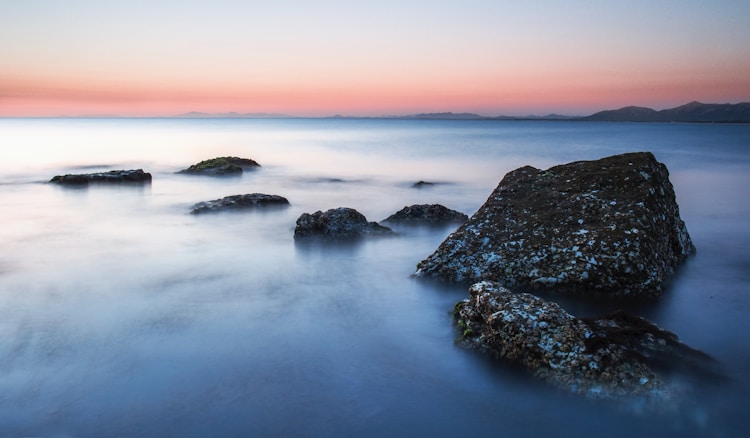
[415,152,695,296]
[178,156,260,175]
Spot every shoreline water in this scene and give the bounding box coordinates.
[1,118,749,436]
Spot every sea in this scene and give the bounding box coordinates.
[1,118,749,437]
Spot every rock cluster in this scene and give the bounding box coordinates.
[382,204,468,227]
[454,281,712,403]
[415,152,695,296]
[49,169,152,185]
[178,156,260,175]
[190,193,289,214]
[294,208,394,240]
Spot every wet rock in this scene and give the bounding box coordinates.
[178,156,260,175]
[382,204,468,227]
[294,207,394,240]
[454,281,713,404]
[415,152,695,296]
[412,180,435,188]
[190,193,290,214]
[50,169,152,185]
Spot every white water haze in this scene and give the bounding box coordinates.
[1,118,749,436]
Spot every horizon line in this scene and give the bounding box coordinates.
[1,100,748,120]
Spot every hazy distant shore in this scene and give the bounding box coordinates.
[173,101,750,122]
[4,101,748,123]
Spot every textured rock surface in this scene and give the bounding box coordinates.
[455,281,711,403]
[382,204,468,226]
[415,152,695,296]
[50,169,152,185]
[190,193,289,214]
[178,156,260,175]
[294,207,394,240]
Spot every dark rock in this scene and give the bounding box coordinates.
[454,281,714,404]
[50,169,152,185]
[294,207,394,240]
[412,180,435,188]
[190,193,290,214]
[415,152,695,296]
[178,156,260,175]
[300,177,363,184]
[382,204,468,227]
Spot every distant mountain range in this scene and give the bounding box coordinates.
[398,102,750,122]
[579,101,750,123]
[173,102,750,123]
[396,112,578,120]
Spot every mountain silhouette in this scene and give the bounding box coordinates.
[581,101,750,123]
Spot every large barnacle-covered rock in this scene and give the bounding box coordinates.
[415,152,695,296]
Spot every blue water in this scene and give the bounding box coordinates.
[1,118,749,436]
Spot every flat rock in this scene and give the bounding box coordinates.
[50,169,152,185]
[190,193,290,214]
[455,281,715,404]
[415,152,695,296]
[178,156,260,175]
[382,204,468,226]
[412,180,435,188]
[294,207,394,240]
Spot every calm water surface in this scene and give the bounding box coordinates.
[1,119,749,436]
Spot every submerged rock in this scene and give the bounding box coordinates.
[50,169,152,185]
[294,207,394,240]
[382,204,468,227]
[412,180,435,188]
[190,193,290,214]
[415,152,695,296]
[178,156,260,175]
[455,281,714,404]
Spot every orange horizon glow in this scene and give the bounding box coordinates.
[2,71,748,118]
[1,1,749,118]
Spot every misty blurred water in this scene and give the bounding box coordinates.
[1,118,749,436]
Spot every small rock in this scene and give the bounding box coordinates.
[50,169,152,185]
[190,193,290,214]
[412,180,435,188]
[178,156,260,175]
[294,207,394,240]
[382,204,468,226]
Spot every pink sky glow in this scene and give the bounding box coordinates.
[1,1,749,117]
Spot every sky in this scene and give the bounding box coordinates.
[1,0,749,117]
